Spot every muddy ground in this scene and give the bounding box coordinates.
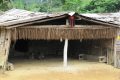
[0,59,120,80]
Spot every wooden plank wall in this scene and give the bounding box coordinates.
[0,28,11,72]
[115,35,120,68]
[0,29,6,67]
[100,39,114,65]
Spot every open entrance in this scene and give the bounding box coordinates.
[68,40,107,62]
[8,40,64,68]
[7,39,113,70]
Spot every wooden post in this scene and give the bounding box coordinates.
[63,19,69,67]
[63,39,68,67]
[0,28,5,73]
[114,38,117,67]
[66,19,69,26]
[107,39,112,65]
[2,29,11,73]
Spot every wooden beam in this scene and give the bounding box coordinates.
[6,15,67,29]
[18,25,114,29]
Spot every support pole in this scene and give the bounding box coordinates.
[63,39,68,67]
[114,38,117,67]
[2,29,11,73]
[63,19,69,67]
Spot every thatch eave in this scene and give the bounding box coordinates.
[11,25,118,40]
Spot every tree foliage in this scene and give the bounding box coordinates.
[84,0,120,13]
[1,0,120,13]
[0,0,11,11]
[63,0,82,12]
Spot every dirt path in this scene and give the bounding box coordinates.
[0,60,120,80]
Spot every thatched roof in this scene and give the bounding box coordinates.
[0,11,3,15]
[0,9,68,28]
[0,9,119,28]
[0,9,119,40]
[82,13,120,25]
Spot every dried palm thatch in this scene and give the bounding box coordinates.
[11,25,118,40]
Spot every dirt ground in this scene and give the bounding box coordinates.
[0,59,120,80]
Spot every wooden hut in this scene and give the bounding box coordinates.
[0,9,120,72]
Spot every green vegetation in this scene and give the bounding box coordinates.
[0,0,11,11]
[0,0,120,13]
[85,0,120,13]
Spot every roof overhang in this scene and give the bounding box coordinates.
[0,9,119,29]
